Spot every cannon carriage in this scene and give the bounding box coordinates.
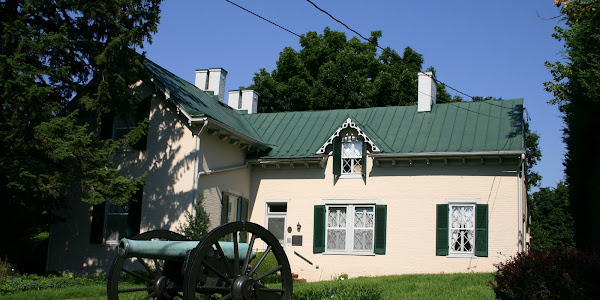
[107,221,293,300]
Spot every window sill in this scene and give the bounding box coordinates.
[447,253,476,258]
[339,174,363,179]
[322,252,375,256]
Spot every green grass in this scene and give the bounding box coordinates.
[1,272,495,299]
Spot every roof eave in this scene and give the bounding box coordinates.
[370,150,525,158]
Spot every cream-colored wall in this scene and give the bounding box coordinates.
[249,156,523,281]
[46,85,250,274]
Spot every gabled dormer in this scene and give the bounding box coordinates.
[317,117,382,177]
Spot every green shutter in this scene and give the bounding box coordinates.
[374,205,387,254]
[475,204,489,257]
[362,141,367,177]
[240,198,249,222]
[126,190,143,238]
[313,205,326,253]
[333,137,341,176]
[220,192,228,225]
[436,204,449,256]
[90,202,106,244]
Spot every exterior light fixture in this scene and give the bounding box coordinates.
[297,222,301,232]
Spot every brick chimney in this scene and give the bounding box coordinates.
[228,90,259,114]
[195,68,227,102]
[418,72,437,112]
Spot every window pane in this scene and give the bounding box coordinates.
[342,140,362,158]
[328,207,346,227]
[327,229,346,250]
[268,203,287,213]
[105,215,128,242]
[267,217,285,243]
[353,229,374,250]
[354,207,374,228]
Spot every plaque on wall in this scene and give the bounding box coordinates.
[291,235,302,246]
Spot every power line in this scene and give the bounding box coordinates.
[224,0,301,38]
[303,0,475,100]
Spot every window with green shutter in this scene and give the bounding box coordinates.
[314,204,386,255]
[436,203,488,257]
[89,190,143,244]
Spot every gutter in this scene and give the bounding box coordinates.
[198,163,248,176]
[518,153,526,252]
[370,150,525,158]
[192,118,209,208]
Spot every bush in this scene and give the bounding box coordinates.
[0,274,105,295]
[490,247,600,299]
[293,282,382,300]
[177,194,210,240]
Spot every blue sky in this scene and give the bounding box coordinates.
[144,0,566,190]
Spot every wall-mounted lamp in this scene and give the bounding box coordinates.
[297,222,301,232]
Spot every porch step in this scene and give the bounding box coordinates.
[292,273,307,283]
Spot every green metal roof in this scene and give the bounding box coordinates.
[143,59,265,144]
[143,59,523,159]
[244,99,524,159]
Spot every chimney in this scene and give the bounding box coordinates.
[195,68,228,102]
[418,72,437,112]
[228,90,259,114]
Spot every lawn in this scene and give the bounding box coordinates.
[0,273,495,299]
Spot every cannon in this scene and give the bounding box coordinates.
[107,221,293,300]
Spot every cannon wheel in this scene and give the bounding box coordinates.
[183,221,293,300]
[107,230,188,299]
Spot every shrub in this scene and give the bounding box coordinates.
[177,194,210,240]
[293,282,382,300]
[490,247,600,299]
[0,274,105,294]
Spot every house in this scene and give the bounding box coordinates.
[46,58,529,281]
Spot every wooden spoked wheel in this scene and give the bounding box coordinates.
[107,230,188,300]
[183,222,293,300]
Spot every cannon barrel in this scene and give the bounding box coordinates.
[118,238,255,262]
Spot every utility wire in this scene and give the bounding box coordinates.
[304,0,475,100]
[224,0,301,38]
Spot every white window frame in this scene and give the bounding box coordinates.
[265,201,288,248]
[324,204,375,255]
[340,139,363,178]
[103,201,129,245]
[448,203,476,257]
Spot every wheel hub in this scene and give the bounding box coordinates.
[231,275,256,300]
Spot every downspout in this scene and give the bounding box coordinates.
[517,153,525,252]
[192,118,209,214]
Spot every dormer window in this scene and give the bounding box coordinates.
[341,138,363,175]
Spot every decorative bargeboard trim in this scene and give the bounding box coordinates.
[316,118,381,154]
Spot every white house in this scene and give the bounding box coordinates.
[47,58,529,281]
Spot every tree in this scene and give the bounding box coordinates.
[0,0,162,273]
[545,0,600,251]
[248,28,460,113]
[529,182,575,250]
[177,194,211,241]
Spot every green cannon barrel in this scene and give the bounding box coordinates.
[118,239,255,262]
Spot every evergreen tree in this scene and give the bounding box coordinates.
[177,194,211,241]
[0,0,162,273]
[545,0,600,251]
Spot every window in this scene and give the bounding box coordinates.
[314,204,386,255]
[266,203,287,246]
[341,140,363,175]
[333,136,367,177]
[109,97,151,151]
[436,203,488,257]
[90,192,142,244]
[220,192,249,225]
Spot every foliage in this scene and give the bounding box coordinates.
[0,0,162,273]
[249,252,280,284]
[544,0,600,251]
[248,27,460,113]
[293,282,381,300]
[0,273,105,295]
[530,181,574,250]
[177,194,210,241]
[490,247,600,299]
